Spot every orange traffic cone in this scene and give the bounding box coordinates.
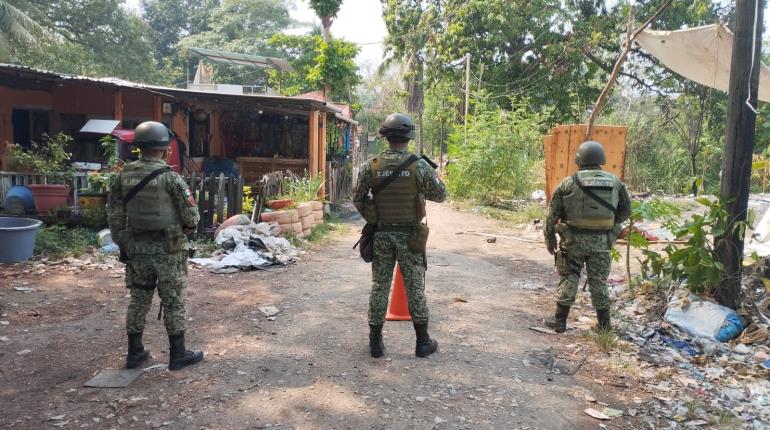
[385,263,412,321]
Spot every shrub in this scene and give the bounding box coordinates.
[639,198,748,294]
[10,133,75,177]
[446,98,549,203]
[35,225,96,258]
[279,173,324,202]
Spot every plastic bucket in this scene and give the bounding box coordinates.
[0,217,43,263]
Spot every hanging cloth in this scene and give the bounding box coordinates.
[635,24,770,102]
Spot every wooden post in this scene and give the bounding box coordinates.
[206,173,216,231]
[153,96,162,122]
[113,89,123,127]
[715,0,765,309]
[319,112,327,196]
[308,109,319,178]
[463,53,471,145]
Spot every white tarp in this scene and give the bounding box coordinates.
[636,24,770,102]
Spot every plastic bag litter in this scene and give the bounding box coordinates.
[665,292,744,342]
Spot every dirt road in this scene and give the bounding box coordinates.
[0,202,635,429]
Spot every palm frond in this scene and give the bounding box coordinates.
[0,0,46,45]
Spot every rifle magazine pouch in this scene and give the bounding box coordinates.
[408,223,430,253]
[555,250,569,276]
[416,194,427,220]
[163,227,187,254]
[362,197,378,224]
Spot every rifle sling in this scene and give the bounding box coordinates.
[371,155,419,196]
[122,166,171,205]
[571,173,618,218]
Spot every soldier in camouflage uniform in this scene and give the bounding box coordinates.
[354,113,447,358]
[544,141,631,333]
[108,121,204,370]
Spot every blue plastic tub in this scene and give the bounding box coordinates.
[0,217,43,263]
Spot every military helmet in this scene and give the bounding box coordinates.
[134,121,170,149]
[379,113,416,140]
[575,140,606,167]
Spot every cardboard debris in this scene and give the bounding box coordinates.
[584,408,610,420]
[84,369,143,388]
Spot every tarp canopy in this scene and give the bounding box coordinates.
[188,47,293,73]
[636,24,770,102]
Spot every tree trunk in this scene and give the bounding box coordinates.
[321,17,332,42]
[321,16,332,100]
[715,0,764,310]
[417,106,424,156]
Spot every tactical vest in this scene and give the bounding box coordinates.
[372,155,419,224]
[563,170,621,230]
[121,161,177,232]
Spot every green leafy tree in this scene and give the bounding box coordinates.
[177,0,292,86]
[268,33,359,102]
[307,0,344,98]
[382,0,435,155]
[446,98,551,202]
[0,0,46,56]
[141,0,218,61]
[308,0,343,42]
[10,0,160,82]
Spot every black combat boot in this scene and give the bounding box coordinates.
[168,332,204,371]
[414,322,438,358]
[126,332,150,369]
[596,309,612,331]
[369,324,385,358]
[545,304,570,333]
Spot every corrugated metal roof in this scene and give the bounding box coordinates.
[189,47,293,72]
[0,63,353,120]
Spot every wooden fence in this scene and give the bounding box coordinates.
[327,162,352,205]
[188,172,244,236]
[0,171,90,211]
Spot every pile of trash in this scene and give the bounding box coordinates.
[592,277,770,427]
[190,215,301,274]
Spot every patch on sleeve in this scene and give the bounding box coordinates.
[182,186,197,207]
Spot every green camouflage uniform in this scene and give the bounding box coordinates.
[353,149,447,325]
[108,157,200,336]
[544,170,631,311]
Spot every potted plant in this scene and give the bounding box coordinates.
[79,171,116,208]
[9,133,76,215]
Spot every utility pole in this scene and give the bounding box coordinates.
[715,0,765,309]
[464,53,471,145]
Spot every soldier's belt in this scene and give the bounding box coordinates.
[566,227,611,235]
[377,224,416,233]
[132,230,165,241]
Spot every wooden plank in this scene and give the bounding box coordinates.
[308,110,319,177]
[236,176,244,216]
[544,124,628,201]
[196,173,205,234]
[206,173,216,231]
[216,173,225,224]
[319,113,327,195]
[542,134,554,199]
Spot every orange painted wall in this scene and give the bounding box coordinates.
[122,89,154,120]
[51,84,114,116]
[0,86,54,168]
[209,110,223,156]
